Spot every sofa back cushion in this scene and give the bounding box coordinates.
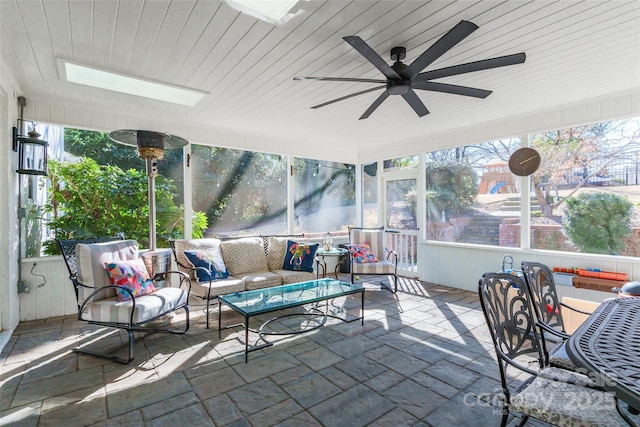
[267,236,290,271]
[173,238,222,275]
[220,237,268,276]
[76,239,139,302]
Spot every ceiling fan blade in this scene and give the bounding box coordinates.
[294,76,386,83]
[413,52,526,82]
[359,91,390,120]
[413,81,492,98]
[401,20,478,80]
[401,89,429,117]
[311,85,386,109]
[343,36,401,80]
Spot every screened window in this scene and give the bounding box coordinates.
[293,158,355,234]
[362,162,378,227]
[529,118,640,255]
[39,127,185,254]
[424,140,521,247]
[191,145,287,237]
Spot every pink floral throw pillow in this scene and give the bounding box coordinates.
[349,242,378,263]
[104,258,156,302]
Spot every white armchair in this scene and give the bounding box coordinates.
[58,238,191,364]
[348,226,398,292]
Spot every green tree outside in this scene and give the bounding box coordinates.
[43,158,206,254]
[562,192,633,254]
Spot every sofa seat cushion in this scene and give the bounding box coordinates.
[190,276,245,299]
[220,237,269,276]
[240,271,282,290]
[273,269,316,284]
[351,260,395,275]
[80,287,187,324]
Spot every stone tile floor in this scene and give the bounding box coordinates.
[1,276,552,426]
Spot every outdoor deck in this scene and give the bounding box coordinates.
[1,276,549,426]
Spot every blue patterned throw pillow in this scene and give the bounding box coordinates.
[184,249,229,282]
[282,240,318,273]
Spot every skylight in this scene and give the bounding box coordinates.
[62,61,207,107]
[224,0,299,25]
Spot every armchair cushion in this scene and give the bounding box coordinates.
[76,239,139,302]
[349,242,378,263]
[184,248,229,282]
[80,287,188,324]
[104,258,157,302]
[282,240,318,272]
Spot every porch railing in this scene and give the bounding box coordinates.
[387,230,418,278]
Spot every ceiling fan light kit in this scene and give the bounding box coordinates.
[294,20,526,120]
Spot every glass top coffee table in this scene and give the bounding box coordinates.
[218,278,365,362]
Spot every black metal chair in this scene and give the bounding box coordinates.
[58,237,191,364]
[348,226,398,292]
[521,261,593,370]
[479,272,629,426]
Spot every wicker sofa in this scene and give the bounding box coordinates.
[170,235,317,327]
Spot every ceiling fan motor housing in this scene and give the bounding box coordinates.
[387,59,410,95]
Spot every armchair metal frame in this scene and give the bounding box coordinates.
[479,272,630,426]
[58,237,191,364]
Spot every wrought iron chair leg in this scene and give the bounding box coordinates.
[72,329,136,364]
[517,415,529,427]
[500,408,509,427]
[206,298,211,329]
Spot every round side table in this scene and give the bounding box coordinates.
[315,248,349,279]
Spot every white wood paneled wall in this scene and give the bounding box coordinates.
[18,257,76,321]
[421,241,638,303]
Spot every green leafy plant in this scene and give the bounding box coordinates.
[43,158,207,254]
[425,161,478,220]
[562,192,632,254]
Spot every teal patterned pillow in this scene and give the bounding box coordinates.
[282,241,318,272]
[184,249,229,282]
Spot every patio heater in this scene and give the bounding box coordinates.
[108,130,188,251]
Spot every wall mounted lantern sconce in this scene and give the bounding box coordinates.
[13,96,48,176]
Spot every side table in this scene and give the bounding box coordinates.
[315,248,348,280]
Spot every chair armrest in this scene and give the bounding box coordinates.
[536,320,571,341]
[560,301,593,316]
[78,283,137,326]
[385,249,398,265]
[153,270,192,296]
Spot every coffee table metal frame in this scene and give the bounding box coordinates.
[218,278,364,362]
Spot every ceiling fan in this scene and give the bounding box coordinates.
[294,20,526,120]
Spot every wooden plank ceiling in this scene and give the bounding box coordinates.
[1,0,639,160]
